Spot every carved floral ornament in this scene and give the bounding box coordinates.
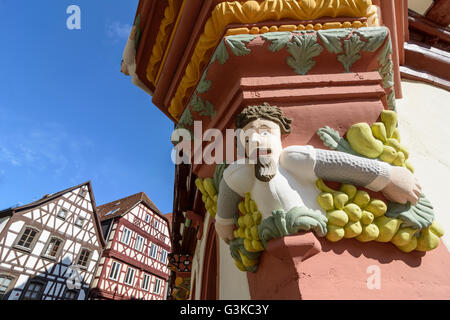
[194,104,445,273]
[143,0,380,118]
[176,26,396,132]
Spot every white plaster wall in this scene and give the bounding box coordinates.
[218,237,251,300]
[190,214,210,300]
[396,80,450,249]
[408,0,433,15]
[190,213,251,300]
[0,216,10,234]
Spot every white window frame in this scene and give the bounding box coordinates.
[79,188,87,198]
[41,236,64,259]
[142,274,151,291]
[154,219,159,229]
[160,249,167,264]
[124,267,136,286]
[135,235,144,252]
[57,208,68,220]
[150,243,158,259]
[109,261,122,281]
[121,227,131,245]
[145,214,150,223]
[153,278,162,294]
[75,216,85,228]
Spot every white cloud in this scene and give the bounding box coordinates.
[0,121,92,177]
[106,22,132,40]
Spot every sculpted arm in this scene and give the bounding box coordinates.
[281,146,422,205]
[214,178,242,244]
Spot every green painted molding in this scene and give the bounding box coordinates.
[190,93,215,119]
[211,39,229,65]
[317,29,348,54]
[226,34,258,57]
[317,27,395,93]
[177,27,397,133]
[261,31,292,52]
[354,27,389,52]
[387,91,396,111]
[197,67,212,94]
[258,206,328,248]
[177,105,194,128]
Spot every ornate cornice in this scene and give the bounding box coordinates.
[225,19,368,36]
[161,0,379,119]
[146,0,183,87]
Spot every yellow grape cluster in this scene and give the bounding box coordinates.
[346,110,414,172]
[195,178,218,217]
[317,179,444,252]
[234,193,264,253]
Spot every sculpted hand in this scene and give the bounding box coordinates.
[381,166,422,205]
[214,221,235,244]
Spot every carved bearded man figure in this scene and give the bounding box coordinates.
[215,103,422,244]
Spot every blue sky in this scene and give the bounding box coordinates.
[0,1,175,213]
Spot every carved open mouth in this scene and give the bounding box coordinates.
[257,148,272,156]
[248,148,272,160]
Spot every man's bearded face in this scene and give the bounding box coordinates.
[240,119,283,182]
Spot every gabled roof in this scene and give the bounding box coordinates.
[0,181,106,247]
[97,192,168,226]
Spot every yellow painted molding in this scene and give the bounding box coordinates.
[146,0,182,87]
[163,0,379,120]
[225,20,368,36]
[155,0,187,85]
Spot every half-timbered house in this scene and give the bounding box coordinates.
[0,181,105,300]
[90,192,171,300]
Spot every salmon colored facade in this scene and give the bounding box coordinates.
[121,0,450,299]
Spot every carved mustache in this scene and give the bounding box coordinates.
[255,155,276,182]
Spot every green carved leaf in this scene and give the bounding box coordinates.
[200,100,216,119]
[197,68,212,94]
[376,37,394,90]
[229,237,261,273]
[211,40,229,65]
[177,106,194,128]
[258,206,328,248]
[354,27,389,52]
[258,210,287,247]
[225,34,257,57]
[317,126,360,156]
[260,31,292,52]
[190,92,204,112]
[378,60,394,88]
[386,194,435,230]
[337,33,365,72]
[285,206,328,237]
[378,36,392,66]
[317,29,349,54]
[387,90,396,111]
[286,33,323,75]
[190,94,216,120]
